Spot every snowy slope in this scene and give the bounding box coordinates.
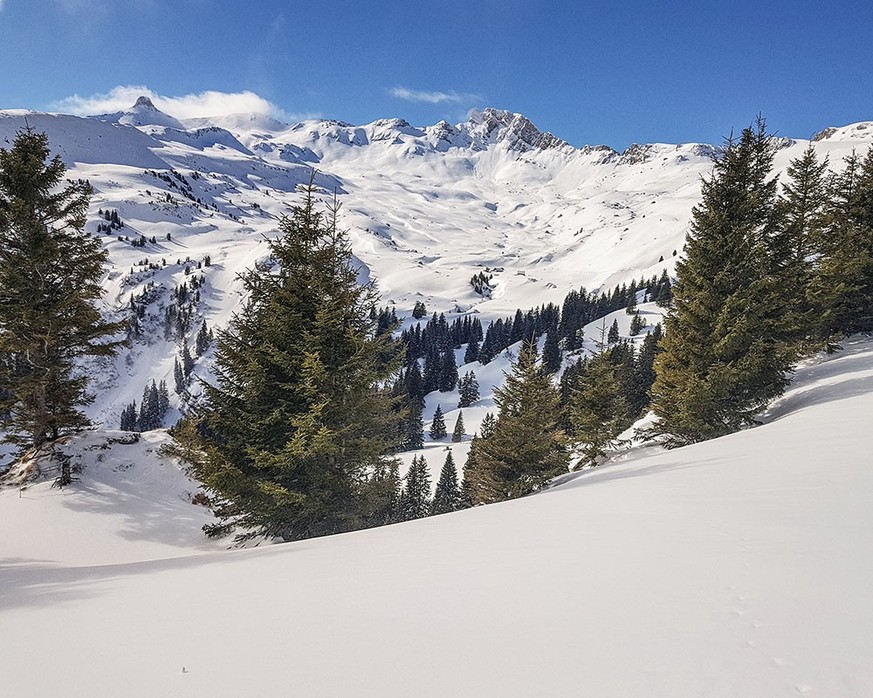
[1,101,871,436]
[2,337,872,697]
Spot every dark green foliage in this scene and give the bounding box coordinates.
[629,312,646,336]
[412,300,427,319]
[607,319,620,344]
[808,148,873,341]
[173,357,185,394]
[570,349,630,467]
[195,319,213,356]
[650,118,793,447]
[170,183,402,541]
[466,341,568,503]
[457,371,480,407]
[398,454,431,520]
[0,128,121,453]
[429,404,447,440]
[451,410,465,442]
[542,327,561,374]
[439,349,458,392]
[431,451,462,515]
[463,336,480,364]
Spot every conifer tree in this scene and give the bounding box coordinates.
[451,410,465,442]
[429,404,447,439]
[468,340,567,503]
[607,319,620,344]
[570,349,629,467]
[457,371,480,407]
[463,336,480,364]
[398,455,431,520]
[431,451,462,515]
[776,146,830,349]
[0,128,121,455]
[173,357,185,394]
[650,118,792,446]
[170,182,402,541]
[808,147,873,342]
[438,349,458,392]
[542,327,561,374]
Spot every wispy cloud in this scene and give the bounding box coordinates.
[0,0,6,11]
[52,85,301,121]
[390,86,479,104]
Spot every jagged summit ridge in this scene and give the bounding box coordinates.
[465,107,568,151]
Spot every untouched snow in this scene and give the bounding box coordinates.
[2,338,872,696]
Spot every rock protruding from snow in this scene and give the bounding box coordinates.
[93,96,186,131]
[465,108,568,152]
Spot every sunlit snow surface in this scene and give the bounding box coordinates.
[2,337,872,697]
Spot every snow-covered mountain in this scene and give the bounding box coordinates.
[0,101,871,434]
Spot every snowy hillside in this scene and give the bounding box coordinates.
[3,337,872,697]
[1,102,871,436]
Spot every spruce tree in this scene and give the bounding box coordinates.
[650,118,792,446]
[570,349,630,467]
[457,371,480,407]
[451,410,465,442]
[171,183,402,541]
[0,128,121,456]
[468,340,567,503]
[438,350,458,392]
[399,455,431,520]
[431,451,461,515]
[808,147,873,342]
[463,336,480,364]
[429,404,447,440]
[607,319,620,344]
[542,327,561,374]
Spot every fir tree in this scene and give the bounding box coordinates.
[195,319,212,356]
[429,404,447,440]
[570,349,630,467]
[170,182,403,541]
[0,128,121,458]
[478,411,497,439]
[629,312,646,336]
[607,319,620,344]
[399,455,431,520]
[650,117,792,446]
[181,339,194,377]
[451,410,465,442]
[412,300,427,319]
[431,451,462,515]
[463,336,480,364]
[457,371,480,407]
[438,349,458,392]
[542,327,562,374]
[173,357,185,394]
[467,340,568,503]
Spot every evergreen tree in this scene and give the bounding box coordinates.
[195,319,212,356]
[431,451,461,515]
[607,319,620,344]
[629,312,646,336]
[451,410,465,442]
[463,336,480,364]
[398,455,431,520]
[808,148,873,342]
[0,128,121,457]
[542,327,561,374]
[173,357,186,394]
[412,300,427,319]
[119,402,138,432]
[181,339,194,377]
[478,411,497,439]
[438,349,458,392]
[429,404,447,440]
[402,398,425,451]
[467,340,568,503]
[650,118,792,447]
[775,146,830,349]
[457,371,480,407]
[170,183,402,541]
[570,349,630,467]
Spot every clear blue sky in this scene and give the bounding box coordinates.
[1,0,871,149]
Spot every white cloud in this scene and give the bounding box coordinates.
[52,86,295,121]
[390,86,479,104]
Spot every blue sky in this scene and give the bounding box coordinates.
[1,0,871,149]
